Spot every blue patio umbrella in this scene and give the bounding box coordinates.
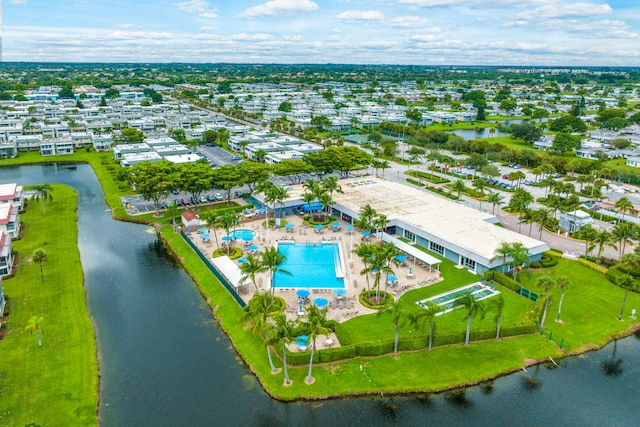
[314,224,325,229]
[333,289,346,296]
[237,257,249,263]
[201,233,211,239]
[344,225,354,231]
[361,231,371,236]
[332,221,341,227]
[221,236,233,242]
[296,289,310,299]
[314,297,328,308]
[285,223,295,228]
[197,227,208,233]
[387,275,398,282]
[395,255,407,262]
[247,245,259,251]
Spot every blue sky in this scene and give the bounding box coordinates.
[3,0,640,65]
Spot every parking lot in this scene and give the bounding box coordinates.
[196,144,242,167]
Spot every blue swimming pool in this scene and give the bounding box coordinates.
[227,229,257,241]
[274,242,345,289]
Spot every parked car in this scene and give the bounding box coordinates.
[207,194,216,202]
[502,174,509,179]
[199,196,208,204]
[214,193,223,201]
[181,198,190,206]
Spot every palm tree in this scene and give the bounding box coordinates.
[377,300,406,354]
[204,210,221,248]
[321,175,342,200]
[31,184,54,216]
[452,179,466,200]
[365,242,397,301]
[261,246,291,298]
[492,241,514,274]
[472,179,486,210]
[268,313,297,385]
[219,212,239,255]
[354,242,375,293]
[410,301,442,350]
[612,222,638,261]
[615,197,634,224]
[32,249,47,283]
[556,276,570,323]
[574,224,598,257]
[537,275,555,330]
[487,191,504,215]
[453,292,485,345]
[166,201,179,231]
[256,181,278,241]
[509,243,530,281]
[617,275,637,320]
[373,214,389,242]
[490,294,505,340]
[239,253,267,293]
[532,208,553,240]
[25,315,45,347]
[301,304,331,384]
[591,229,617,260]
[241,291,280,373]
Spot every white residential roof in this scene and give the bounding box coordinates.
[210,255,252,288]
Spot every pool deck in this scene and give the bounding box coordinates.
[186,212,442,332]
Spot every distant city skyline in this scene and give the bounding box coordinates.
[2,0,640,66]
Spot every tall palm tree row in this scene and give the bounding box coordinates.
[241,291,280,373]
[453,292,486,346]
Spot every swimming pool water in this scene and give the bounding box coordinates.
[227,229,257,241]
[274,243,345,289]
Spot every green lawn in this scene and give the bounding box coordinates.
[0,185,98,426]
[518,259,640,350]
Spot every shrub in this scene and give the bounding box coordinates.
[397,335,426,351]
[406,178,425,187]
[282,347,319,366]
[318,344,356,363]
[355,339,395,357]
[606,265,640,291]
[212,246,243,259]
[577,258,608,275]
[485,270,521,293]
[359,290,392,309]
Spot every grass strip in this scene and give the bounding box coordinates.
[0,185,98,426]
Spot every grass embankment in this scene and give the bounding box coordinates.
[0,185,98,426]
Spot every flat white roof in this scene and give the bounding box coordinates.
[210,255,252,288]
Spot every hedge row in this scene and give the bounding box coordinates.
[424,185,458,200]
[484,270,521,293]
[606,265,640,292]
[577,258,608,275]
[406,178,426,187]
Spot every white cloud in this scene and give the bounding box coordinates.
[398,0,557,7]
[386,16,429,27]
[336,10,386,21]
[230,33,277,41]
[115,24,136,29]
[537,19,638,38]
[244,0,319,17]
[283,35,305,41]
[175,0,218,18]
[515,2,613,20]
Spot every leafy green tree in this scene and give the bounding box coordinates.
[211,164,244,205]
[121,127,145,144]
[105,88,120,99]
[125,161,177,215]
[510,123,542,144]
[453,292,486,345]
[406,108,423,125]
[278,101,292,112]
[58,83,74,99]
[25,315,45,347]
[551,132,581,155]
[273,159,314,185]
[31,183,54,216]
[549,115,587,133]
[236,161,272,193]
[179,162,214,204]
[32,249,47,283]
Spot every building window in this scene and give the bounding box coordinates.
[429,241,444,255]
[403,230,415,242]
[461,256,476,271]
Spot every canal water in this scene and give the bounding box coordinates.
[1,163,638,426]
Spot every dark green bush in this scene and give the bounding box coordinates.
[485,270,521,293]
[398,335,427,351]
[355,339,395,357]
[318,344,356,363]
[406,178,425,187]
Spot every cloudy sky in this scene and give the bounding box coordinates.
[3,0,640,65]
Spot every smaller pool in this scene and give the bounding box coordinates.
[227,229,257,241]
